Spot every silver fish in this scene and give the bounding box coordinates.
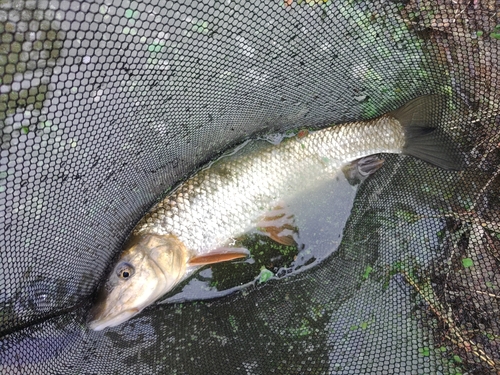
[88,95,462,331]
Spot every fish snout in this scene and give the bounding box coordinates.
[87,307,141,331]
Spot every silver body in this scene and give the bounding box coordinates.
[136,116,404,255]
[89,114,408,331]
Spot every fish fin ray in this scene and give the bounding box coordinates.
[257,205,299,246]
[390,95,464,170]
[341,156,384,185]
[264,228,297,246]
[188,248,249,266]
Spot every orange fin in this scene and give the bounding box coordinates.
[257,205,299,246]
[188,248,249,266]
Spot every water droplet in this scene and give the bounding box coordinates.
[354,95,368,102]
[14,280,57,316]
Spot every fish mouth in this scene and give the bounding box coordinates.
[87,308,140,331]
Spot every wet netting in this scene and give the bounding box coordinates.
[1,0,499,373]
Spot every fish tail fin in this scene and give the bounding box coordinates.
[389,95,464,170]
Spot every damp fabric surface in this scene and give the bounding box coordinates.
[1,0,500,374]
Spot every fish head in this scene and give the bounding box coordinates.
[88,234,189,331]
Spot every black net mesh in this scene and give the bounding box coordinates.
[1,0,499,373]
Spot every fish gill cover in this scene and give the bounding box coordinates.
[0,0,499,374]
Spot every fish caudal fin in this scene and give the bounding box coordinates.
[389,95,464,171]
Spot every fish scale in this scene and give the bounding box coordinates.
[89,95,464,330]
[134,115,405,254]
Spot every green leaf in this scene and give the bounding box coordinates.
[288,319,313,337]
[228,314,238,332]
[258,267,273,283]
[453,354,462,363]
[491,32,500,40]
[419,347,430,356]
[395,209,420,223]
[124,9,139,19]
[476,30,483,37]
[462,258,473,268]
[362,265,373,280]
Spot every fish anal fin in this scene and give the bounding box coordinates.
[342,156,384,185]
[188,248,249,266]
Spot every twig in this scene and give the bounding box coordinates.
[470,165,500,211]
[475,290,500,299]
[439,210,500,234]
[483,231,500,264]
[402,272,499,371]
[447,287,500,300]
[455,0,472,17]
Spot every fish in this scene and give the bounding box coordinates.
[88,95,463,331]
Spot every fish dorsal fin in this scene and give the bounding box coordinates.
[257,205,299,246]
[187,248,249,266]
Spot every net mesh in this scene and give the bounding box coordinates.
[1,0,499,373]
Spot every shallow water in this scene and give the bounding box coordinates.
[160,155,361,304]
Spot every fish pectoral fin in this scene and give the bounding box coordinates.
[341,156,384,185]
[257,205,299,247]
[187,248,249,266]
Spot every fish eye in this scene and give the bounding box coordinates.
[116,262,134,280]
